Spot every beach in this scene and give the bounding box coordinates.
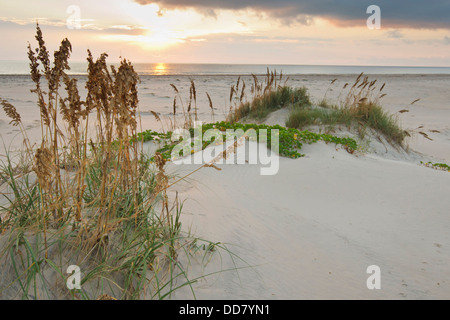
[2,73,450,162]
[170,139,450,299]
[1,72,450,299]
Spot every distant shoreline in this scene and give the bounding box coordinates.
[2,73,450,78]
[2,61,450,76]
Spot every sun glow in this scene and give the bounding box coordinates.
[102,1,184,49]
[153,62,168,75]
[99,0,252,51]
[100,31,186,50]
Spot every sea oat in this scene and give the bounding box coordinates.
[206,92,213,110]
[151,110,161,122]
[173,96,177,115]
[190,79,197,102]
[170,83,179,94]
[240,81,246,102]
[0,99,22,126]
[230,85,235,103]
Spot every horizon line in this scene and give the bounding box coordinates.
[1,60,450,69]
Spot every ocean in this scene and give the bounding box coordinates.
[1,60,450,76]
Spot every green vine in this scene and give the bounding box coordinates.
[136,121,358,161]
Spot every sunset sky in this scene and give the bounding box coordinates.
[1,0,450,66]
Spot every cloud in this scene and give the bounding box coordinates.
[386,30,404,39]
[133,0,450,29]
[0,17,148,35]
[0,17,67,28]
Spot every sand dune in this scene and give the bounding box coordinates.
[2,74,450,163]
[168,138,450,299]
[1,73,449,299]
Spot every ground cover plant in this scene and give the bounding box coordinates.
[138,122,358,161]
[420,161,450,172]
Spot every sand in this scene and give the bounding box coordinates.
[2,74,450,162]
[1,73,450,299]
[168,139,450,299]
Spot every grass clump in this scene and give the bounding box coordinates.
[286,73,409,147]
[228,86,310,122]
[226,70,310,123]
[0,24,229,300]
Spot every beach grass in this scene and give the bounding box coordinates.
[0,24,237,300]
[222,71,406,147]
[0,25,417,300]
[226,70,310,123]
[228,86,311,122]
[285,74,409,146]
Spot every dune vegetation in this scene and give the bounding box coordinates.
[224,70,409,147]
[285,74,410,146]
[0,25,237,300]
[0,25,411,300]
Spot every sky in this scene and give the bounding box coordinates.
[1,0,450,66]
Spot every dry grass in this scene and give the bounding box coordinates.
[227,69,308,123]
[0,24,229,300]
[167,79,210,130]
[286,73,409,146]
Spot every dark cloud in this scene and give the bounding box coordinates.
[133,0,450,28]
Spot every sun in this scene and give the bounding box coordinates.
[103,2,186,50]
[154,62,168,75]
